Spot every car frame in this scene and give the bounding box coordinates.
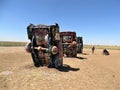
[60,31,77,57]
[26,23,63,68]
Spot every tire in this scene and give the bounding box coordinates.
[31,36,43,67]
[31,53,41,67]
[73,51,77,57]
[72,47,77,57]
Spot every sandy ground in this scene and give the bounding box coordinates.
[0,47,120,90]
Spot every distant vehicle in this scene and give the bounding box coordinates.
[103,49,110,55]
[76,37,83,53]
[25,23,63,68]
[60,31,77,57]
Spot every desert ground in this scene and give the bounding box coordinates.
[0,47,120,90]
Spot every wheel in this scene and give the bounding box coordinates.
[31,36,43,67]
[31,53,41,67]
[72,47,77,57]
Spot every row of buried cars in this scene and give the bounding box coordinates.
[25,23,83,68]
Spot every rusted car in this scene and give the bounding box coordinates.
[25,23,63,68]
[76,37,83,53]
[60,31,77,57]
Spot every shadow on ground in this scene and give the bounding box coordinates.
[57,64,80,72]
[24,64,35,69]
[24,64,80,72]
[76,56,87,60]
[82,53,89,55]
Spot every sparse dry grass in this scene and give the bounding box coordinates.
[0,41,27,47]
[84,44,120,50]
[0,41,120,50]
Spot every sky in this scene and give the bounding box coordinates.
[0,0,120,45]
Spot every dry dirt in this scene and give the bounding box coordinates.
[0,47,120,90]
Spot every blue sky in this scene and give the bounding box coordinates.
[0,0,120,45]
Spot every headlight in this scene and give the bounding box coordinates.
[52,46,58,55]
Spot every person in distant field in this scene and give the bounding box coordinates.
[92,46,95,54]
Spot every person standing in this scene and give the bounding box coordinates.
[92,46,95,54]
